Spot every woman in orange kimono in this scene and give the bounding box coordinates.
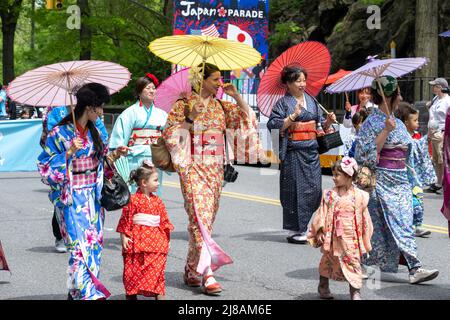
[307,157,373,300]
[162,63,264,296]
[116,161,174,300]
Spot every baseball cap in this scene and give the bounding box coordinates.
[429,78,448,87]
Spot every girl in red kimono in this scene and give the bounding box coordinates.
[116,161,174,300]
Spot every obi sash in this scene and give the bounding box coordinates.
[288,120,317,141]
[132,213,160,227]
[191,132,225,156]
[128,127,162,147]
[72,157,99,186]
[378,146,407,169]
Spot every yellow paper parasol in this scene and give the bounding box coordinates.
[148,35,261,71]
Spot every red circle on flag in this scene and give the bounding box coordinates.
[237,33,246,42]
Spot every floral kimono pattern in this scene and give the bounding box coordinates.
[355,108,429,272]
[109,101,168,195]
[116,190,173,296]
[307,188,373,289]
[162,93,264,275]
[37,123,109,300]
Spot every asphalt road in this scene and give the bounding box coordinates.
[0,166,449,300]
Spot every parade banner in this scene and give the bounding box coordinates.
[0,119,43,172]
[173,0,269,95]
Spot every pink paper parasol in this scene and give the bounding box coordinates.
[7,60,131,107]
[154,68,223,113]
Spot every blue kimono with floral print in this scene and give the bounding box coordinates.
[355,108,434,272]
[37,123,110,300]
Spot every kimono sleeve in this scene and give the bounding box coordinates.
[37,126,73,194]
[307,190,329,248]
[360,191,373,253]
[116,200,135,238]
[162,99,191,168]
[109,108,135,150]
[221,100,266,164]
[157,197,174,234]
[410,136,437,187]
[267,98,286,131]
[354,119,379,169]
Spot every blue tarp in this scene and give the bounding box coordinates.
[0,119,43,172]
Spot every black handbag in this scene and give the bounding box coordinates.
[317,124,343,154]
[312,96,343,154]
[101,158,130,211]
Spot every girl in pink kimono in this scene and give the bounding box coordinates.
[307,157,373,300]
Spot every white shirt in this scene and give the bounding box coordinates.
[428,94,450,131]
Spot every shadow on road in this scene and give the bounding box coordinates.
[286,268,318,281]
[27,246,59,254]
[372,283,450,300]
[231,231,287,243]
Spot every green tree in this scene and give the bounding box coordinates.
[0,0,23,84]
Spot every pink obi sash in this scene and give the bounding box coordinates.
[132,213,160,227]
[72,157,99,187]
[128,128,162,146]
[191,132,225,156]
[378,147,407,169]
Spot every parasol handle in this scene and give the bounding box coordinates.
[344,92,350,104]
[66,76,78,132]
[198,58,207,101]
[311,95,339,124]
[376,78,390,116]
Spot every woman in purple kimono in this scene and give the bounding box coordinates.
[355,76,439,284]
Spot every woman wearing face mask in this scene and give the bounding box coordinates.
[110,73,168,195]
[38,83,129,300]
[267,65,336,245]
[355,76,439,284]
[162,63,264,296]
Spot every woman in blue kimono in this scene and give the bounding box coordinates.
[38,83,129,300]
[109,73,168,195]
[355,76,439,284]
[267,65,336,244]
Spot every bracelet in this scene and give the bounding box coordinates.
[289,114,296,122]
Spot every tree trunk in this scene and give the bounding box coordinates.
[78,0,91,60]
[30,0,35,50]
[163,0,172,17]
[415,0,438,102]
[0,0,23,84]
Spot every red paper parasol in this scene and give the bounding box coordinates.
[154,68,223,113]
[257,41,331,117]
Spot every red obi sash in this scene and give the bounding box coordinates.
[288,120,317,141]
[128,127,162,147]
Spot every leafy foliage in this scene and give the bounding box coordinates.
[3,0,172,104]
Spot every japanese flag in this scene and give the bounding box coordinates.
[227,24,254,48]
